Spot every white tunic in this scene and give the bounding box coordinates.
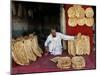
[44,32,75,55]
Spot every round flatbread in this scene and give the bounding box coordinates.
[75,6,85,18]
[85,7,94,17]
[77,18,85,26]
[85,17,94,27]
[68,18,77,27]
[67,7,76,18]
[72,56,85,69]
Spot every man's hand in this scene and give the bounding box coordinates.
[44,51,49,56]
[44,47,49,56]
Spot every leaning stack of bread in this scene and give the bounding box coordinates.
[12,34,43,65]
[72,56,86,69]
[68,33,90,56]
[50,56,71,69]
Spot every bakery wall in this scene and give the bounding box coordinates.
[64,4,96,52]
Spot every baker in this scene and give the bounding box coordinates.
[44,28,75,56]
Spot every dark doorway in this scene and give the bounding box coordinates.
[12,1,61,48]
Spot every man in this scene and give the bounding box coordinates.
[44,28,75,56]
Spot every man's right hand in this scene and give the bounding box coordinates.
[44,47,49,56]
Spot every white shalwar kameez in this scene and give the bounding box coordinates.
[44,32,75,55]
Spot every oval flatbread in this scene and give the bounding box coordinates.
[72,56,85,69]
[85,7,94,17]
[24,39,37,61]
[81,35,90,55]
[12,41,29,65]
[31,36,42,57]
[77,18,85,26]
[67,7,76,18]
[68,40,76,56]
[57,57,71,69]
[85,17,94,27]
[68,18,77,27]
[75,33,84,55]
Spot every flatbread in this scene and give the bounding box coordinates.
[12,41,29,65]
[68,40,76,56]
[85,7,94,17]
[75,33,84,55]
[81,35,90,55]
[67,7,76,18]
[68,18,77,27]
[77,18,85,26]
[31,36,42,57]
[57,57,71,69]
[72,56,85,69]
[85,17,94,27]
[74,6,85,18]
[24,39,37,61]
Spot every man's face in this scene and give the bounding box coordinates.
[51,29,56,37]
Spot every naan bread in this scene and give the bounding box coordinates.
[31,36,42,57]
[85,17,94,27]
[24,39,37,61]
[77,18,85,26]
[72,56,85,69]
[12,34,43,65]
[68,40,76,56]
[57,57,71,69]
[81,35,90,55]
[68,18,77,27]
[85,7,94,17]
[51,56,71,69]
[76,33,85,55]
[75,37,84,55]
[75,6,85,18]
[67,7,76,18]
[12,41,29,65]
[68,33,91,56]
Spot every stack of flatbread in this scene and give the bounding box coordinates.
[72,56,86,69]
[68,33,90,56]
[12,34,43,65]
[67,5,94,27]
[50,56,71,69]
[50,56,86,70]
